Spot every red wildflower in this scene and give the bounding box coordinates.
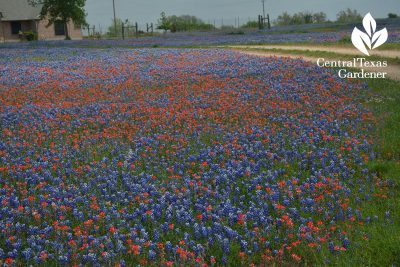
[109,227,117,235]
[291,254,301,263]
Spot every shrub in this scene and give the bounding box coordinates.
[338,36,351,44]
[22,31,38,41]
[336,9,362,23]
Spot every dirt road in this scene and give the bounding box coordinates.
[234,50,400,81]
[230,45,400,59]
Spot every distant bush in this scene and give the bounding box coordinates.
[274,11,327,26]
[338,36,351,44]
[241,21,259,29]
[157,12,214,32]
[388,13,398,19]
[106,18,133,37]
[22,31,37,41]
[336,8,362,23]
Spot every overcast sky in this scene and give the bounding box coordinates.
[85,0,400,32]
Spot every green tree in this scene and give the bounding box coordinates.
[336,8,362,23]
[275,11,292,26]
[157,12,171,32]
[291,13,304,24]
[106,18,133,37]
[157,12,214,32]
[388,13,398,19]
[274,11,327,26]
[300,11,314,24]
[29,0,87,39]
[313,12,327,24]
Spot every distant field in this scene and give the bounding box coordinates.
[0,21,399,49]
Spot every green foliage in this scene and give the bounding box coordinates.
[106,18,134,37]
[313,12,328,23]
[21,31,38,41]
[275,12,291,26]
[388,13,398,19]
[157,12,214,32]
[336,8,362,23]
[325,76,400,267]
[157,12,170,32]
[338,35,352,44]
[29,0,87,39]
[274,11,327,26]
[241,21,259,29]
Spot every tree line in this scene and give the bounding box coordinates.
[25,1,398,37]
[274,9,398,26]
[274,9,359,26]
[157,12,214,32]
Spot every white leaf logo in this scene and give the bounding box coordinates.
[363,13,376,37]
[352,28,371,55]
[372,28,388,49]
[351,13,388,56]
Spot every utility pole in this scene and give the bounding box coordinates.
[0,12,5,43]
[261,0,266,20]
[112,0,117,36]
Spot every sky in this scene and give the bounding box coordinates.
[85,0,400,32]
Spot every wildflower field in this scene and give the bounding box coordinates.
[1,28,399,50]
[0,47,398,266]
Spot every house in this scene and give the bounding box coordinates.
[0,0,82,41]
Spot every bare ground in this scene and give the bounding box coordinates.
[230,45,400,59]
[233,50,400,81]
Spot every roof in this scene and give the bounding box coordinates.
[0,0,42,21]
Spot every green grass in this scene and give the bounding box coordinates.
[214,46,399,264]
[232,44,400,264]
[315,75,400,266]
[302,51,399,265]
[226,48,399,266]
[366,80,400,159]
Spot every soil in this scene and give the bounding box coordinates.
[234,50,400,81]
[231,45,400,59]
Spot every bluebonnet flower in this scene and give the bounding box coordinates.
[0,46,380,266]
